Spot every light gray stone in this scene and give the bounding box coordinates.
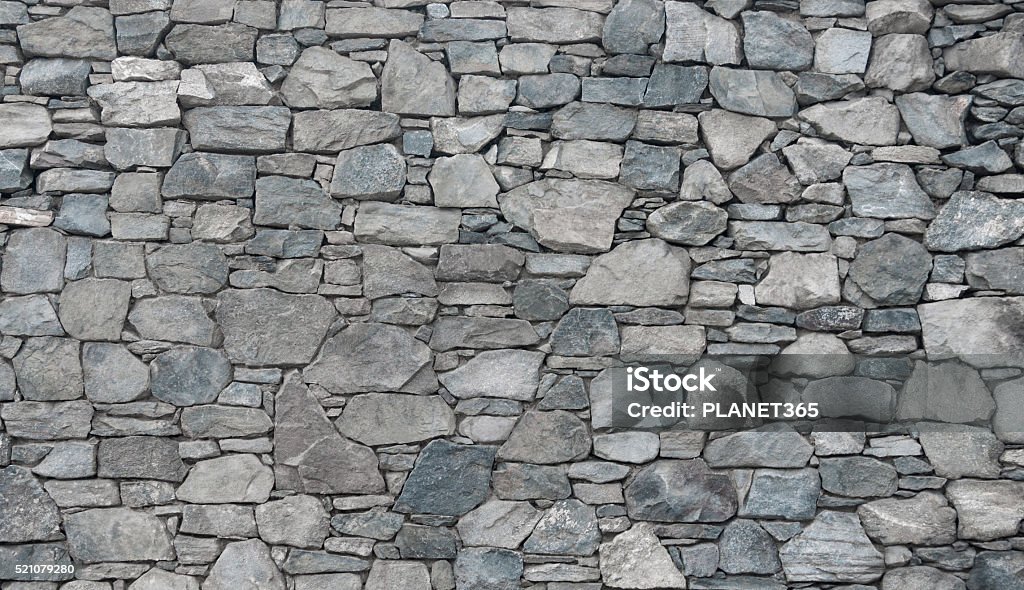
[282,47,377,109]
[381,40,456,116]
[570,239,690,306]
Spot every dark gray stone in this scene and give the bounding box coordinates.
[550,308,620,356]
[625,460,738,523]
[150,346,232,406]
[162,152,256,199]
[395,440,496,516]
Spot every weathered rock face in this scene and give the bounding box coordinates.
[1,1,1020,587]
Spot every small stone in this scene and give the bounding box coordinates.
[355,203,461,246]
[946,479,1024,541]
[193,203,255,242]
[88,80,180,127]
[58,278,131,341]
[865,34,934,92]
[0,466,63,542]
[183,106,291,154]
[699,109,776,170]
[0,104,51,149]
[439,349,544,400]
[20,58,92,96]
[2,228,66,294]
[643,64,708,107]
[729,154,802,204]
[97,436,188,482]
[602,0,665,55]
[499,410,590,464]
[924,192,1024,252]
[457,500,542,549]
[506,7,604,43]
[647,201,728,247]
[943,32,1024,79]
[204,539,285,590]
[255,176,341,229]
[306,323,434,394]
[819,456,897,497]
[848,233,931,305]
[337,393,454,445]
[740,468,820,520]
[147,243,228,293]
[895,93,970,149]
[709,67,797,117]
[165,23,259,65]
[150,346,232,406]
[755,252,840,309]
[365,561,431,590]
[719,519,782,574]
[843,163,935,220]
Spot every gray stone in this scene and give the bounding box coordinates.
[274,374,385,494]
[501,178,635,253]
[193,203,255,242]
[799,97,901,146]
[255,176,341,229]
[779,511,884,583]
[570,239,690,306]
[506,7,604,43]
[292,109,401,153]
[57,278,130,341]
[361,245,437,300]
[395,526,457,559]
[551,102,637,141]
[783,141,852,184]
[895,93,970,149]
[729,154,802,204]
[331,510,403,541]
[151,346,231,406]
[549,308,619,357]
[165,23,258,65]
[255,495,330,549]
[457,500,543,549]
[603,0,664,54]
[338,393,454,445]
[943,141,1013,175]
[920,425,1002,479]
[20,58,92,95]
[395,440,495,516]
[204,539,285,590]
[619,141,680,192]
[524,499,601,556]
[162,152,256,199]
[430,114,505,155]
[330,144,405,201]
[325,7,422,38]
[865,34,934,92]
[599,523,688,589]
[625,460,738,523]
[0,149,31,191]
[13,336,82,401]
[382,40,456,116]
[740,468,820,520]
[857,492,957,545]
[0,104,51,148]
[129,568,201,590]
[742,11,813,71]
[0,466,63,542]
[968,551,1024,590]
[883,566,967,590]
[898,361,995,423]
[719,519,781,574]
[848,234,931,305]
[429,154,499,207]
[147,243,228,293]
[184,62,273,106]
[97,436,188,481]
[643,64,708,107]
[843,164,935,220]
[454,547,523,590]
[17,6,116,59]
[88,80,180,127]
[0,400,93,440]
[820,456,898,497]
[948,479,1024,541]
[306,323,435,394]
[664,2,741,65]
[814,28,872,74]
[217,289,335,366]
[458,75,517,115]
[0,295,63,336]
[943,32,1024,79]
[924,192,1024,252]
[177,454,274,504]
[709,67,797,117]
[183,106,290,154]
[355,203,461,246]
[2,229,66,294]
[105,128,185,170]
[282,47,376,109]
[541,139,623,180]
[705,426,813,468]
[699,109,775,170]
[518,73,580,109]
[180,404,273,438]
[65,508,174,562]
[730,221,831,251]
[365,561,431,590]
[439,349,544,400]
[53,194,110,237]
[116,11,173,57]
[499,410,590,464]
[513,280,569,321]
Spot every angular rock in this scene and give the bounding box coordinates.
[429,154,499,207]
[865,33,934,92]
[501,178,635,253]
[814,28,872,74]
[924,192,1024,252]
[282,47,376,109]
[20,58,92,96]
[570,239,690,306]
[705,426,813,468]
[457,500,542,549]
[88,80,180,127]
[755,252,841,310]
[551,102,637,141]
[97,436,188,482]
[365,561,431,590]
[255,176,341,229]
[165,23,258,65]
[395,440,496,516]
[782,140,852,184]
[499,410,590,464]
[129,568,201,590]
[193,203,255,242]
[183,106,290,154]
[729,153,802,204]
[255,495,330,549]
[338,393,454,446]
[919,425,1002,479]
[709,67,797,117]
[699,109,775,170]
[292,109,401,153]
[176,454,274,504]
[0,400,94,440]
[105,128,185,170]
[306,323,435,394]
[967,551,1024,590]
[13,337,83,401]
[1,228,66,294]
[729,221,831,251]
[799,97,901,146]
[275,374,385,494]
[0,149,31,191]
[857,492,957,545]
[740,468,820,520]
[439,349,544,400]
[602,0,665,55]
[506,7,604,43]
[162,152,256,200]
[549,308,620,357]
[325,7,422,38]
[381,40,455,116]
[180,405,273,438]
[204,539,285,590]
[17,6,116,59]
[216,289,335,366]
[742,11,813,71]
[151,346,232,406]
[65,508,174,562]
[0,104,51,148]
[454,547,523,590]
[643,64,708,107]
[943,32,1024,79]
[58,278,131,341]
[780,511,884,583]
[946,479,1024,541]
[663,2,741,65]
[719,519,782,574]
[599,523,688,589]
[0,295,63,336]
[819,456,897,497]
[0,466,63,542]
[625,460,738,522]
[147,243,228,294]
[355,203,461,246]
[848,233,931,305]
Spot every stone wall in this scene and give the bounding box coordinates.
[0,0,1023,588]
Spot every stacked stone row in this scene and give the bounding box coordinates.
[0,0,1022,588]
